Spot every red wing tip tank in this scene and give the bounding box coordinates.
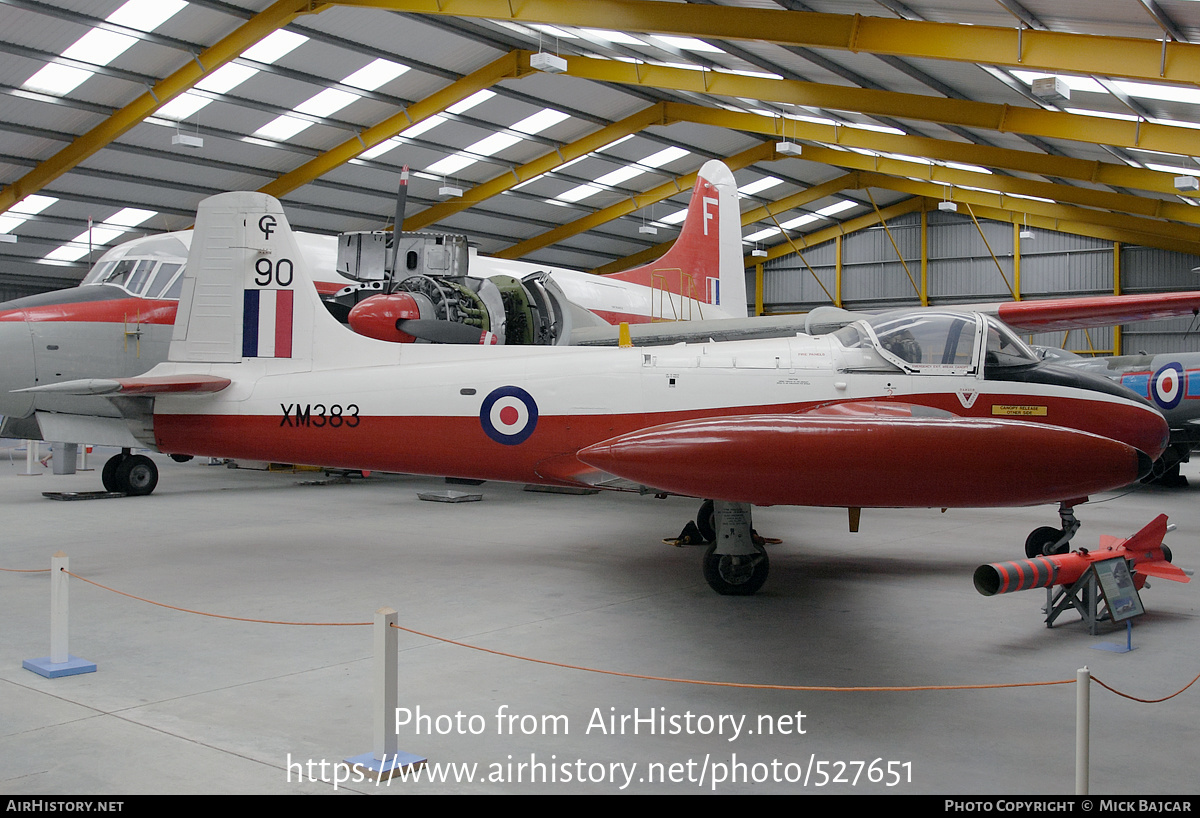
[973,513,1190,596]
[578,411,1152,509]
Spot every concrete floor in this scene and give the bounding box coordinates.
[1,444,1197,795]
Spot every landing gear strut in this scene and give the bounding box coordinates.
[101,449,159,496]
[1024,501,1081,558]
[701,501,769,595]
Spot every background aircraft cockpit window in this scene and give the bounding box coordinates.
[152,263,184,298]
[124,260,157,295]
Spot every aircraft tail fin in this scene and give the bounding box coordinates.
[605,159,747,318]
[169,192,327,369]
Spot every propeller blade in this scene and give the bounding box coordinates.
[396,318,486,345]
[387,165,409,286]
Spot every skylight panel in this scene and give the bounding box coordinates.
[447,90,495,114]
[1147,162,1200,175]
[653,35,725,53]
[466,132,523,157]
[427,153,477,176]
[595,166,643,187]
[243,30,308,64]
[107,0,186,32]
[360,137,403,160]
[780,213,820,230]
[295,88,359,118]
[105,208,156,227]
[745,227,781,242]
[196,63,258,94]
[943,162,992,175]
[400,115,446,140]
[738,177,783,197]
[512,109,569,134]
[62,28,137,65]
[718,68,782,80]
[254,115,310,142]
[639,146,688,168]
[660,208,689,224]
[156,92,208,121]
[816,201,858,217]
[554,183,604,203]
[343,59,409,91]
[581,29,645,45]
[846,122,905,135]
[531,24,577,38]
[23,64,93,96]
[1114,80,1200,106]
[44,245,92,263]
[1064,108,1138,121]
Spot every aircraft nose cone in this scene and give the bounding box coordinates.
[0,315,38,418]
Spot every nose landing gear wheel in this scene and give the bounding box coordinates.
[703,542,770,596]
[101,453,126,493]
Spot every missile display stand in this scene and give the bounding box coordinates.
[1045,571,1109,634]
[1045,557,1145,635]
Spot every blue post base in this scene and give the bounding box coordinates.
[23,655,97,678]
[344,751,427,780]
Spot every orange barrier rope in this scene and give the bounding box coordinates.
[62,569,369,626]
[389,621,1073,692]
[1093,671,1200,703]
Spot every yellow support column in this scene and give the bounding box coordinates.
[755,263,764,317]
[1114,242,1122,355]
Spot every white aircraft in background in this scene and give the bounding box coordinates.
[12,189,1169,595]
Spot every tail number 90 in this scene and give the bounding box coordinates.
[255,258,294,287]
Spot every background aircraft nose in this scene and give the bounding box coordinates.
[0,315,38,418]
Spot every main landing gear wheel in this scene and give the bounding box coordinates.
[703,542,770,596]
[116,455,158,496]
[1024,526,1067,558]
[101,452,159,495]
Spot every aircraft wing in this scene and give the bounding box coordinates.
[992,292,1200,333]
[16,375,231,396]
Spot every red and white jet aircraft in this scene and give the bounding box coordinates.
[17,191,1170,594]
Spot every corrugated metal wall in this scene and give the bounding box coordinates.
[755,210,1200,356]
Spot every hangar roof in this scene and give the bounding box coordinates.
[2,0,1200,290]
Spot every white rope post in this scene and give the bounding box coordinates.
[51,551,69,663]
[22,551,96,677]
[1076,666,1090,795]
[375,607,398,762]
[20,439,40,476]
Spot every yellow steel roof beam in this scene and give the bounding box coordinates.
[404,102,668,231]
[959,201,1200,257]
[859,174,1200,254]
[494,141,776,261]
[261,51,530,200]
[668,104,1189,198]
[333,0,1200,88]
[803,146,1200,226]
[557,56,1200,157]
[0,0,320,215]
[590,173,859,275]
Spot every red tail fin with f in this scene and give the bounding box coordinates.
[607,159,746,318]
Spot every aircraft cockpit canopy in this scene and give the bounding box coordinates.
[835,311,980,375]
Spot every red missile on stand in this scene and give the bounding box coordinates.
[973,514,1189,596]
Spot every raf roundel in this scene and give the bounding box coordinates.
[480,386,539,445]
[1151,362,1185,410]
